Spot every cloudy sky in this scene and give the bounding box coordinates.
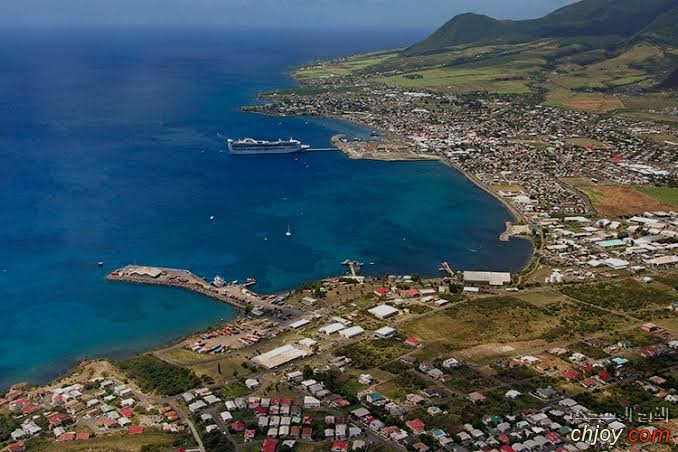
[1,0,578,29]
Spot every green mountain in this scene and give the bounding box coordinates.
[405,0,678,55]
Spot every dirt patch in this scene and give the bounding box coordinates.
[579,185,675,216]
[567,98,624,112]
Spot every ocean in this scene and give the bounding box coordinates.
[0,26,533,386]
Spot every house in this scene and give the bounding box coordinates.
[405,337,422,347]
[642,323,658,332]
[535,387,558,400]
[406,419,426,434]
[6,444,25,452]
[47,413,73,428]
[245,378,260,389]
[596,370,614,384]
[505,390,522,399]
[365,392,384,404]
[373,288,390,297]
[374,326,396,338]
[331,440,350,452]
[466,392,487,404]
[128,426,143,435]
[303,396,320,409]
[561,369,581,381]
[442,357,461,368]
[262,438,277,452]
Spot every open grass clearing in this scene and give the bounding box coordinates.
[574,184,675,216]
[26,429,192,452]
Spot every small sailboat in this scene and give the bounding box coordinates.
[210,215,215,221]
[286,225,293,237]
[97,261,104,268]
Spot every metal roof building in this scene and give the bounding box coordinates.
[368,304,399,319]
[463,271,511,286]
[252,345,309,369]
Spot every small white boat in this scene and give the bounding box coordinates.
[97,261,104,267]
[286,225,293,237]
[210,215,215,221]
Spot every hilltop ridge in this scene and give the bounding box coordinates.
[405,0,678,55]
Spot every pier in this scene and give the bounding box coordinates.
[341,259,365,281]
[304,147,337,152]
[439,261,455,277]
[106,265,309,323]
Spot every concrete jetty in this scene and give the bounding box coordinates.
[439,261,454,276]
[106,265,309,324]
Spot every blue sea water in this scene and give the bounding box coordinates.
[0,27,533,387]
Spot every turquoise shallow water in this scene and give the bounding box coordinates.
[0,27,532,386]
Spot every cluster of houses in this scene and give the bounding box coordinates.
[1,376,173,451]
[541,212,678,277]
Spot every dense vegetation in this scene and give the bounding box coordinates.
[0,414,19,442]
[116,354,200,396]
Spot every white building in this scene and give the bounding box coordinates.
[375,326,396,338]
[368,304,399,320]
[339,326,365,338]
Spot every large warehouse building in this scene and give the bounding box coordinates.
[251,345,310,369]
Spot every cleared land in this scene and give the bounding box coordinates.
[26,430,191,452]
[398,295,629,363]
[563,179,676,216]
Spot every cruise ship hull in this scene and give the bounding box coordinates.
[227,138,307,154]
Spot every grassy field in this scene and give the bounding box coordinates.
[562,179,675,216]
[561,279,677,314]
[378,67,532,94]
[638,186,678,207]
[293,52,396,80]
[336,338,410,369]
[26,430,192,452]
[398,294,629,363]
[565,137,612,148]
[544,87,624,112]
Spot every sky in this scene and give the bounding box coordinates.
[2,0,578,29]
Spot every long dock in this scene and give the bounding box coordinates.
[106,266,309,323]
[439,261,455,276]
[107,266,251,309]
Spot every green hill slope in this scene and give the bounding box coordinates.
[405,0,678,55]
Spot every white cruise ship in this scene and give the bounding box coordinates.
[227,137,309,154]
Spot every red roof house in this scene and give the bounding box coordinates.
[231,421,246,433]
[597,370,613,383]
[405,337,421,347]
[561,369,581,381]
[6,443,25,452]
[129,426,144,435]
[47,413,73,428]
[402,288,420,298]
[261,438,277,452]
[331,440,350,452]
[57,433,76,442]
[75,432,90,441]
[406,419,426,434]
[120,408,134,418]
